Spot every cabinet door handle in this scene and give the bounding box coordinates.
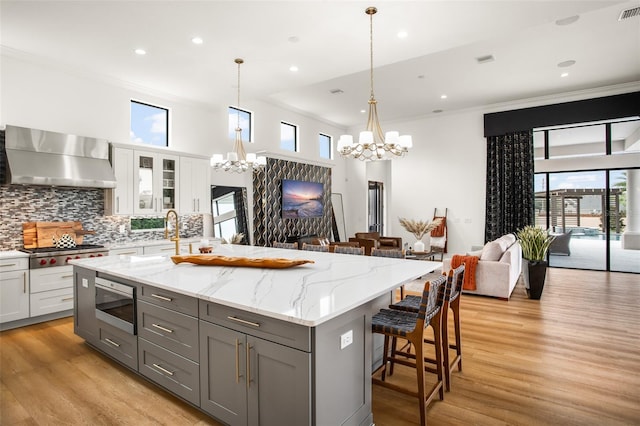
[23,272,27,293]
[151,293,173,302]
[117,251,138,256]
[151,323,173,333]
[193,199,196,212]
[246,343,252,389]
[116,196,120,213]
[235,338,241,383]
[152,363,174,376]
[62,275,73,279]
[197,199,200,212]
[0,263,17,267]
[227,316,260,328]
[61,297,74,302]
[105,338,120,347]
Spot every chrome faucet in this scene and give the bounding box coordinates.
[165,209,180,255]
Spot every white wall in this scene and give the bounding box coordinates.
[1,51,348,242]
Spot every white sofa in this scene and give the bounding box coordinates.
[442,233,522,300]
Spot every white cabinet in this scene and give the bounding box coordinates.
[0,258,30,323]
[179,156,210,214]
[30,265,74,317]
[134,150,179,215]
[105,146,134,215]
[143,242,192,255]
[109,246,143,256]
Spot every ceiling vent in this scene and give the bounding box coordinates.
[619,7,640,20]
[476,55,495,64]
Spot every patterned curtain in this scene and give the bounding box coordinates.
[485,130,534,242]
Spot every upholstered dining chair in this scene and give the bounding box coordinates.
[333,245,365,255]
[388,264,465,392]
[371,274,449,426]
[301,243,329,252]
[272,241,298,250]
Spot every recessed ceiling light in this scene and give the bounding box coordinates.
[558,60,576,68]
[440,94,447,99]
[289,65,299,72]
[360,109,366,114]
[191,37,203,45]
[556,15,579,26]
[134,48,146,55]
[561,72,569,78]
[397,31,408,39]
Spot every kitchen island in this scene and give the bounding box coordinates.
[72,245,441,426]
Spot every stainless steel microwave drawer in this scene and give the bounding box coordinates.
[199,300,311,352]
[138,284,198,316]
[137,300,198,362]
[138,338,200,406]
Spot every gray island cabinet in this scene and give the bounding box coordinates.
[72,245,441,426]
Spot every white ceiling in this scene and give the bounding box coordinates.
[1,0,639,128]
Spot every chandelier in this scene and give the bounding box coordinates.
[211,58,266,172]
[336,7,412,161]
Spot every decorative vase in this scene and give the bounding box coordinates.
[414,240,425,253]
[523,260,548,300]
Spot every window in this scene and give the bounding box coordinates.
[130,100,169,147]
[281,121,297,152]
[319,133,332,159]
[228,106,252,142]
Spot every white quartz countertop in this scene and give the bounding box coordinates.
[106,237,211,250]
[0,250,30,259]
[71,245,441,327]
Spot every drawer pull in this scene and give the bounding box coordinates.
[152,363,174,376]
[0,263,17,267]
[160,247,174,252]
[246,343,252,389]
[105,338,120,347]
[151,293,173,302]
[227,316,260,328]
[61,275,74,279]
[117,251,138,255]
[61,297,74,302]
[151,323,173,333]
[23,272,27,293]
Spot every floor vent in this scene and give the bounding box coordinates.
[619,6,640,20]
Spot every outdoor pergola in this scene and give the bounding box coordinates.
[535,188,624,234]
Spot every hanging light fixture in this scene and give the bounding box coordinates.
[337,7,412,161]
[211,58,266,172]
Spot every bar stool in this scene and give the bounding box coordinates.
[272,241,298,249]
[371,274,449,426]
[301,243,329,252]
[389,264,465,391]
[371,247,407,299]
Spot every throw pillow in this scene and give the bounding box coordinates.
[480,241,503,261]
[466,249,483,257]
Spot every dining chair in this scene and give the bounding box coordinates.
[272,241,298,250]
[333,245,365,255]
[301,243,329,252]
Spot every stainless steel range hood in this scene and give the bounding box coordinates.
[4,125,116,189]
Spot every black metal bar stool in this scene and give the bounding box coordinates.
[371,274,449,426]
[389,264,465,392]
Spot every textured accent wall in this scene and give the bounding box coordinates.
[0,185,203,250]
[253,157,331,247]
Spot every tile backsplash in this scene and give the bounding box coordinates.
[0,185,204,250]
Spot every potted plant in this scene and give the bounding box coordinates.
[516,225,555,299]
[398,217,442,253]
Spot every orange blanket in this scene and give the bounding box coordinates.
[430,217,446,238]
[451,254,479,291]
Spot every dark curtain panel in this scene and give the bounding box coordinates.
[485,130,534,242]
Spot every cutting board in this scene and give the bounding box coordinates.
[23,221,94,248]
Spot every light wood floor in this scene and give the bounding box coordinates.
[1,268,639,425]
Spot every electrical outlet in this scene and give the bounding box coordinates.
[340,330,353,350]
[118,224,126,234]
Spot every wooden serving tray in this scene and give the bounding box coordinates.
[171,255,315,269]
